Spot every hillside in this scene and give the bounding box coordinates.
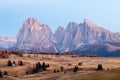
[0,52,120,80]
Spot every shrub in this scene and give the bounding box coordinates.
[78,62,83,66]
[57,70,59,73]
[54,69,56,73]
[0,71,3,78]
[3,71,8,76]
[73,66,78,72]
[97,64,103,70]
[46,64,50,68]
[7,60,12,66]
[60,66,64,72]
[37,62,42,69]
[26,71,28,75]
[18,61,23,66]
[13,61,16,65]
[42,62,46,71]
[28,55,30,57]
[68,63,72,66]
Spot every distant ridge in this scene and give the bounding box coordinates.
[0,17,120,56]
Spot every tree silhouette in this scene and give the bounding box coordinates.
[42,62,46,71]
[60,66,64,72]
[3,71,8,76]
[18,61,23,66]
[73,66,78,72]
[0,70,3,78]
[7,60,12,66]
[97,64,103,70]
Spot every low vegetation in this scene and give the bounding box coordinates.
[0,50,119,80]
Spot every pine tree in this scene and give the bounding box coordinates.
[3,71,8,76]
[0,71,3,78]
[54,69,56,73]
[60,66,64,72]
[38,62,41,69]
[19,61,23,66]
[97,64,103,70]
[46,64,50,68]
[42,62,46,71]
[7,60,12,66]
[73,66,78,72]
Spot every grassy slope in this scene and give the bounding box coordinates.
[0,54,120,80]
[41,68,120,80]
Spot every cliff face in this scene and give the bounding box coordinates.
[0,17,120,55]
[16,17,57,52]
[55,19,120,52]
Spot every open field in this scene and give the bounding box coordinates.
[0,54,120,80]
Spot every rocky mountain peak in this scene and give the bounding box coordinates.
[83,19,112,33]
[56,26,64,32]
[23,17,40,31]
[16,17,57,52]
[66,22,78,31]
[84,18,99,28]
[0,17,120,55]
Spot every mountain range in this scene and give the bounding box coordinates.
[0,17,120,56]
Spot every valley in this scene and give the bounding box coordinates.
[0,53,120,80]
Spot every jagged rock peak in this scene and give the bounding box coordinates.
[83,18,112,33]
[68,22,78,26]
[84,18,99,28]
[22,17,40,30]
[25,17,39,25]
[56,26,64,31]
[66,22,78,31]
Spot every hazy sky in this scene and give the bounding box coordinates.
[0,0,120,36]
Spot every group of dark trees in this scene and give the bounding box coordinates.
[53,63,103,74]
[0,50,24,58]
[53,66,64,73]
[26,62,49,74]
[0,70,8,78]
[7,60,23,66]
[0,50,11,58]
[11,51,24,57]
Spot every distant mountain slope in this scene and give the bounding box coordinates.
[0,17,120,56]
[72,42,120,57]
[16,17,57,52]
[55,19,120,52]
[0,36,16,49]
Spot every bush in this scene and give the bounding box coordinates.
[37,62,42,69]
[7,60,12,66]
[28,55,30,57]
[0,71,3,78]
[60,66,64,72]
[46,64,50,68]
[3,71,8,76]
[97,64,103,70]
[13,61,16,65]
[57,70,59,73]
[42,62,46,71]
[26,71,28,75]
[73,66,78,72]
[54,69,56,73]
[18,61,23,66]
[68,63,72,66]
[35,62,41,71]
[78,62,83,66]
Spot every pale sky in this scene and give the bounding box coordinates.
[0,0,120,36]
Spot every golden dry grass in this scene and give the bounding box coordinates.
[0,54,120,80]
